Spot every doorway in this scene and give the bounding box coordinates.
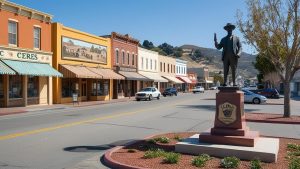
[81,79,87,101]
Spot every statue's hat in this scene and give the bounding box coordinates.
[224,23,236,30]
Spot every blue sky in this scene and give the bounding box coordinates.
[10,0,255,54]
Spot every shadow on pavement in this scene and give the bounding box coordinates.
[63,139,137,153]
[177,105,261,112]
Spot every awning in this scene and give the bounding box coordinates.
[177,76,192,83]
[118,71,151,81]
[139,72,168,82]
[60,64,102,79]
[189,78,198,84]
[0,60,16,75]
[162,75,184,84]
[88,67,125,80]
[2,59,62,77]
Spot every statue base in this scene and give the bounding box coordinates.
[199,87,260,147]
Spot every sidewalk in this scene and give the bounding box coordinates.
[0,97,135,116]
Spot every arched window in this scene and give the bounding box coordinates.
[115,49,119,64]
[122,51,125,64]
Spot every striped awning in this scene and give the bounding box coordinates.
[88,67,125,80]
[162,75,184,84]
[59,64,102,79]
[1,59,62,77]
[139,71,168,82]
[118,71,151,81]
[0,60,16,75]
[177,76,192,84]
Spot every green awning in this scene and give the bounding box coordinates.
[1,59,63,77]
[0,61,16,75]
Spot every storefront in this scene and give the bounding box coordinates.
[0,46,62,107]
[187,73,198,91]
[52,23,118,104]
[176,76,192,92]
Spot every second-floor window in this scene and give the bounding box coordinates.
[122,51,125,64]
[116,50,119,64]
[155,60,157,70]
[132,54,135,65]
[168,64,169,73]
[150,59,152,70]
[146,58,148,69]
[141,57,144,69]
[34,27,41,49]
[127,53,130,65]
[160,62,162,72]
[8,21,18,46]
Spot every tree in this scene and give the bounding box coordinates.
[253,53,276,83]
[174,47,183,58]
[158,43,174,55]
[237,0,300,117]
[142,40,154,49]
[194,49,203,59]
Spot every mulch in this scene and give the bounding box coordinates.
[109,132,299,169]
[245,112,300,124]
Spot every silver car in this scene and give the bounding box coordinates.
[242,89,267,104]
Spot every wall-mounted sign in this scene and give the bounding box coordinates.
[218,102,237,125]
[62,37,107,64]
[0,48,51,63]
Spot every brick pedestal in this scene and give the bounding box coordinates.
[199,87,259,147]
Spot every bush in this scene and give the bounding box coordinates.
[127,149,136,153]
[220,156,240,168]
[163,152,180,164]
[151,137,170,144]
[288,143,300,151]
[192,154,212,167]
[147,139,157,144]
[143,149,165,159]
[289,158,300,169]
[174,135,183,141]
[250,159,262,169]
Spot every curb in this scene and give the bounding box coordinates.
[246,119,300,125]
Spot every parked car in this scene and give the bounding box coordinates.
[162,87,178,97]
[242,89,267,104]
[209,86,218,90]
[250,88,280,99]
[192,86,205,93]
[135,87,161,101]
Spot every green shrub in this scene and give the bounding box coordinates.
[147,139,157,144]
[288,143,300,151]
[250,159,262,169]
[192,154,212,167]
[163,152,180,164]
[174,135,183,141]
[156,136,170,144]
[289,151,300,157]
[143,149,165,159]
[220,156,240,168]
[127,149,136,153]
[289,158,300,169]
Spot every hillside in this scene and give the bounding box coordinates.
[180,44,258,78]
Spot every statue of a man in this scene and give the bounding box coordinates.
[214,23,242,86]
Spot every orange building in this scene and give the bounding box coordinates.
[0,1,61,107]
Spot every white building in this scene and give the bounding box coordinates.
[176,59,191,92]
[138,47,168,89]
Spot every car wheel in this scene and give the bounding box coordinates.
[157,94,160,100]
[193,92,195,94]
[175,93,177,96]
[136,99,140,101]
[271,94,276,98]
[163,94,166,97]
[149,95,152,101]
[253,98,261,104]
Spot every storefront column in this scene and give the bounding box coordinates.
[48,77,53,105]
[23,75,28,106]
[4,75,9,107]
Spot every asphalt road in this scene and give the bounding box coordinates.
[0,90,299,169]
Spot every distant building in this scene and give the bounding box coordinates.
[176,59,191,92]
[187,67,213,89]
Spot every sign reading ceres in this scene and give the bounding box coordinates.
[0,49,50,63]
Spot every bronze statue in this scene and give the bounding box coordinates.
[214,23,242,86]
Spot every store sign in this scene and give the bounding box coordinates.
[0,48,51,63]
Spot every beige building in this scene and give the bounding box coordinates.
[158,55,183,91]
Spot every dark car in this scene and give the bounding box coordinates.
[250,88,280,99]
[162,87,178,97]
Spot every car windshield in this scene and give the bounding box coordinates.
[165,88,171,91]
[242,89,254,95]
[140,88,152,92]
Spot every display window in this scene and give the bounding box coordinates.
[0,75,3,98]
[27,76,39,97]
[9,75,23,99]
[62,78,78,97]
[91,79,109,96]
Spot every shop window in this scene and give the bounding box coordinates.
[62,78,78,97]
[118,80,122,93]
[27,76,39,98]
[8,21,18,46]
[9,75,22,98]
[0,76,3,98]
[34,27,41,49]
[91,80,109,96]
[116,50,119,64]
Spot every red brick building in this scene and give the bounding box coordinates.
[104,32,149,99]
